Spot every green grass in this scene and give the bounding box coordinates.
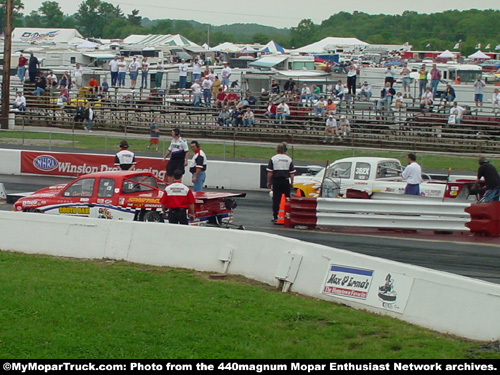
[0,251,498,359]
[0,130,487,171]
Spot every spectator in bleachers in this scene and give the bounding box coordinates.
[394,92,405,110]
[217,108,230,126]
[247,92,257,107]
[57,92,68,108]
[221,62,232,89]
[323,115,337,143]
[128,57,140,89]
[338,115,351,139]
[60,87,70,102]
[46,71,57,88]
[99,77,109,99]
[420,87,434,110]
[118,56,127,87]
[310,84,321,102]
[384,65,395,88]
[440,84,456,103]
[32,75,47,96]
[28,52,40,83]
[230,107,243,127]
[230,80,240,90]
[236,96,249,110]
[74,102,85,124]
[141,57,149,89]
[325,99,337,116]
[211,76,221,101]
[377,81,395,112]
[243,107,255,127]
[88,76,99,95]
[73,63,84,89]
[215,87,227,109]
[178,59,188,90]
[202,78,213,106]
[313,96,328,117]
[192,58,202,81]
[276,99,290,124]
[58,72,71,91]
[449,102,465,124]
[12,91,26,111]
[109,55,120,87]
[492,89,500,112]
[17,53,28,82]
[191,79,202,108]
[359,81,372,100]
[270,79,280,96]
[264,100,277,120]
[284,78,296,98]
[226,89,238,107]
[333,80,345,100]
[84,102,94,132]
[300,84,311,103]
[155,60,164,89]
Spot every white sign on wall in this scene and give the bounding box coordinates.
[322,264,414,314]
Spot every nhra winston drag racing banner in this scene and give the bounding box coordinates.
[20,151,167,180]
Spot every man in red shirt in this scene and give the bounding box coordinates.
[215,88,227,109]
[17,53,28,82]
[160,169,195,225]
[226,89,238,107]
[88,76,99,95]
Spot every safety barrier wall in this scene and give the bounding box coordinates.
[1,210,500,341]
[315,198,472,232]
[0,148,263,191]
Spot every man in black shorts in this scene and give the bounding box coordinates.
[163,128,189,184]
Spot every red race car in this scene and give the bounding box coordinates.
[13,171,246,228]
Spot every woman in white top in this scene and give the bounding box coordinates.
[420,87,433,109]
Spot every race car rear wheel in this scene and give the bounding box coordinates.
[25,208,44,213]
[144,210,164,222]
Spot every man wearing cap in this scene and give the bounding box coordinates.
[160,169,195,225]
[178,59,188,89]
[164,128,189,184]
[324,115,337,143]
[114,140,136,170]
[338,115,350,139]
[472,156,500,202]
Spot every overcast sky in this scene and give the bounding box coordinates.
[24,1,499,28]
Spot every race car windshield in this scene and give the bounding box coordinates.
[121,175,158,194]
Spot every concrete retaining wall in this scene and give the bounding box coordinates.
[1,210,500,341]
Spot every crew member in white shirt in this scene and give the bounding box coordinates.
[401,153,423,195]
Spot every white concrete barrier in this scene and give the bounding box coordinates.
[1,210,500,341]
[0,149,21,175]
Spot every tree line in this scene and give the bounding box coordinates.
[1,1,499,55]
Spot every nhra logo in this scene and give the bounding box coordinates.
[33,155,59,171]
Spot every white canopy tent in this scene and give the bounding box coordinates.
[210,42,241,52]
[468,50,490,59]
[437,50,455,59]
[293,37,368,54]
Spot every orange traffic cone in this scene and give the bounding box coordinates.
[276,194,285,224]
[295,189,302,197]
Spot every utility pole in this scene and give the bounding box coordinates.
[1,0,13,129]
[207,25,210,47]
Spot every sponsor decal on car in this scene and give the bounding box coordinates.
[58,207,90,215]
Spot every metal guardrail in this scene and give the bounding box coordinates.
[315,198,472,232]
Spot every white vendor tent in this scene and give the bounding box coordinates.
[437,50,455,59]
[294,37,368,54]
[468,50,490,59]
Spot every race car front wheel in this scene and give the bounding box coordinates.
[143,210,164,222]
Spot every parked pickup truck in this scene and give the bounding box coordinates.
[293,157,474,200]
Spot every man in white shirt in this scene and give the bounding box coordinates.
[449,102,465,124]
[275,100,290,124]
[12,91,26,111]
[192,59,202,81]
[401,153,423,195]
[473,75,486,107]
[178,59,188,89]
[221,62,231,89]
[191,79,202,108]
[359,81,372,100]
[128,57,140,89]
[118,56,127,87]
[73,64,83,89]
[492,89,500,112]
[201,78,213,105]
[109,56,120,86]
[346,62,358,95]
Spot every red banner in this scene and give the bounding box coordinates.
[20,151,167,180]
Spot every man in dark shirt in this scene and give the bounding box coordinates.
[472,156,500,202]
